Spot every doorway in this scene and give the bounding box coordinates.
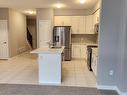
[26,16,37,49]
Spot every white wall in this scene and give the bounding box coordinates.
[92,0,101,13]
[8,9,29,57]
[98,0,127,93]
[98,0,120,86]
[117,0,127,92]
[37,8,54,21]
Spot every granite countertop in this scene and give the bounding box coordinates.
[30,46,65,54]
[72,43,98,46]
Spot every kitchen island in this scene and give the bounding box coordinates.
[31,46,64,85]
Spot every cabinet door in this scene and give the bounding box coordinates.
[93,9,100,25]
[54,16,64,26]
[96,9,100,23]
[93,13,96,27]
[78,16,84,34]
[71,16,84,34]
[83,16,86,34]
[85,15,94,34]
[62,16,71,26]
[71,16,79,34]
[72,45,81,58]
[54,16,71,26]
[80,45,87,59]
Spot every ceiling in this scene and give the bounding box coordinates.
[0,0,98,9]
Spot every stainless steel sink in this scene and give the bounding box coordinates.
[50,46,62,49]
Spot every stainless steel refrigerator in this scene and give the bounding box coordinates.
[53,26,72,61]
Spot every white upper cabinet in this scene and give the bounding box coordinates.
[85,15,94,34]
[93,9,100,25]
[54,16,71,26]
[54,16,63,26]
[71,16,79,34]
[96,9,100,23]
[71,16,84,34]
[63,16,71,26]
[54,15,96,34]
[78,16,84,34]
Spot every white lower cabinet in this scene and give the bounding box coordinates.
[80,45,87,58]
[72,44,87,59]
[72,44,81,59]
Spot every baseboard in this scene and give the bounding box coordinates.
[97,85,127,95]
[39,82,61,86]
[97,85,117,90]
[17,46,28,54]
[115,87,127,95]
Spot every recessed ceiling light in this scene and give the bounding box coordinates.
[28,11,34,14]
[80,0,86,4]
[24,10,36,15]
[53,3,65,9]
[56,4,62,8]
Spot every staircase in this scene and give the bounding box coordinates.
[27,28,33,49]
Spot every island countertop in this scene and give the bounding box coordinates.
[30,46,65,54]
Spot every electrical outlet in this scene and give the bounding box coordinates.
[109,70,114,76]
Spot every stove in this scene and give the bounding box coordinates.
[87,45,98,71]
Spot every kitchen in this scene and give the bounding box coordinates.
[0,0,127,94]
[32,0,100,86]
[0,0,100,87]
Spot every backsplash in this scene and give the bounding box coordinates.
[71,34,98,44]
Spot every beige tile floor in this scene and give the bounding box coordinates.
[0,52,96,87]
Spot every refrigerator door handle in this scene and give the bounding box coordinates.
[55,36,59,42]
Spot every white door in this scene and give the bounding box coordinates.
[0,20,9,59]
[38,20,51,48]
